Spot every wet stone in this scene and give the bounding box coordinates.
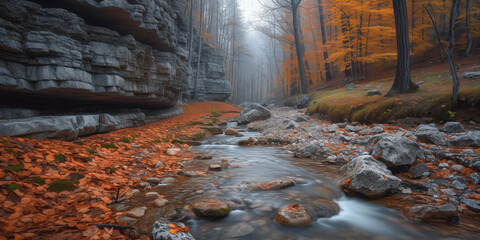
[154,198,169,208]
[240,178,295,191]
[190,198,231,219]
[225,127,239,136]
[195,154,213,160]
[274,204,312,227]
[208,164,222,171]
[305,199,340,219]
[118,216,137,224]
[127,206,148,218]
[147,177,161,184]
[406,204,458,221]
[145,192,161,198]
[161,177,175,185]
[224,222,254,238]
[200,126,223,135]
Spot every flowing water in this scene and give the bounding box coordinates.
[153,126,477,240]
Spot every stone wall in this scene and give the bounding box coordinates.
[0,0,231,139]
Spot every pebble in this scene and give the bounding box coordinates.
[146,177,160,184]
[250,219,267,226]
[145,192,160,198]
[440,188,456,196]
[208,164,222,171]
[225,222,254,238]
[452,180,467,190]
[154,198,168,208]
[438,163,449,168]
[469,173,480,185]
[451,164,465,171]
[127,206,148,218]
[166,148,181,156]
[155,161,164,168]
[161,177,175,184]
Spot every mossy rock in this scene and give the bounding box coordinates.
[48,180,79,192]
[3,184,19,191]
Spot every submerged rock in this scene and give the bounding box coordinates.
[405,204,458,221]
[239,179,295,191]
[339,155,402,198]
[224,222,254,238]
[304,199,340,219]
[224,127,239,136]
[151,222,195,240]
[189,198,231,219]
[274,204,312,227]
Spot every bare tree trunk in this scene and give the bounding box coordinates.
[317,0,332,81]
[423,2,460,104]
[291,0,308,94]
[187,0,195,67]
[448,0,461,104]
[193,0,204,100]
[464,0,473,57]
[387,0,418,95]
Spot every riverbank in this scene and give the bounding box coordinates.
[0,102,241,239]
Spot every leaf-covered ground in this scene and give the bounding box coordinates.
[307,60,480,123]
[0,102,240,240]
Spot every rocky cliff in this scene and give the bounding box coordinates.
[0,0,231,140]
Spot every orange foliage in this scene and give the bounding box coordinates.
[0,102,240,239]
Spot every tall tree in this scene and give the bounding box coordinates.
[464,0,473,57]
[387,0,418,95]
[447,0,461,104]
[193,0,204,99]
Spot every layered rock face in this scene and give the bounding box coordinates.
[0,0,231,139]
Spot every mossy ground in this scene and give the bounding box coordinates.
[307,69,480,123]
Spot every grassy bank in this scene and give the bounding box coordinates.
[307,69,480,123]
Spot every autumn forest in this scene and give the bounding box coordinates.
[1,0,480,239]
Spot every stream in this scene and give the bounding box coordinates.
[154,124,472,240]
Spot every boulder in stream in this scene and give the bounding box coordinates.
[224,127,239,136]
[304,199,340,219]
[274,204,312,227]
[238,103,271,125]
[189,198,231,219]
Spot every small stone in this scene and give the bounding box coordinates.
[462,198,480,212]
[145,192,160,198]
[274,204,312,227]
[118,216,137,224]
[166,148,181,156]
[225,222,254,238]
[155,161,164,168]
[146,178,160,184]
[225,128,239,136]
[440,188,456,196]
[469,173,480,185]
[438,163,449,168]
[452,180,467,190]
[139,182,150,187]
[127,206,147,218]
[195,154,213,160]
[250,202,264,208]
[451,164,465,171]
[161,177,175,185]
[154,198,168,208]
[250,219,267,226]
[408,163,428,179]
[190,198,231,219]
[200,126,223,135]
[208,164,222,171]
[402,188,413,194]
[442,122,465,133]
